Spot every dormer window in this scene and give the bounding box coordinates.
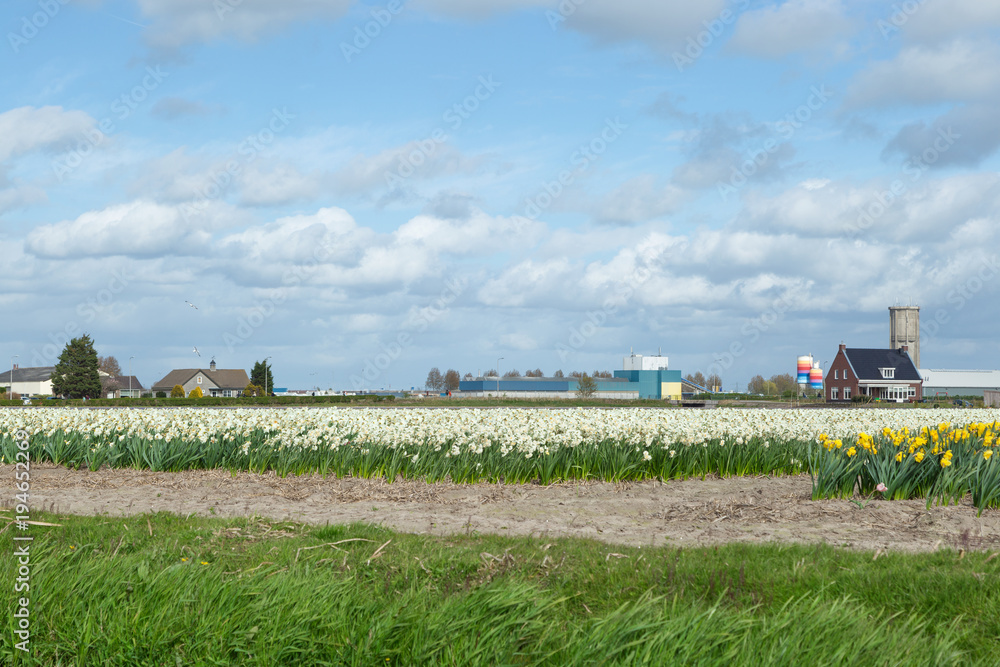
[197,375,203,384]
[880,368,894,379]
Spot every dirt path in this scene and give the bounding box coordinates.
[6,464,1000,553]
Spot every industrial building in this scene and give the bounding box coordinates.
[918,369,1000,398]
[457,353,686,400]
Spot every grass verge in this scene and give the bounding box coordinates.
[3,513,1000,665]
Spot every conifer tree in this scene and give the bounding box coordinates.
[51,335,102,399]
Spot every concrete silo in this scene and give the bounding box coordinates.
[889,306,920,368]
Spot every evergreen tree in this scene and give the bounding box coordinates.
[189,386,203,398]
[250,361,275,394]
[171,385,185,398]
[51,335,102,399]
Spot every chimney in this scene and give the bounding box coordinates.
[838,344,846,352]
[12,363,17,370]
[210,360,216,371]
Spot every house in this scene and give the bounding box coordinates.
[2,366,55,397]
[827,344,922,402]
[151,361,250,397]
[100,374,146,399]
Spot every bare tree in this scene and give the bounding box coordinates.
[98,355,122,377]
[569,371,583,378]
[706,373,723,392]
[524,368,544,377]
[747,375,767,394]
[484,369,498,377]
[425,367,444,391]
[444,369,461,391]
[463,372,474,381]
[576,374,597,398]
[502,369,520,378]
[684,372,707,388]
[553,369,564,378]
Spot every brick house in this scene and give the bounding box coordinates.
[827,344,923,402]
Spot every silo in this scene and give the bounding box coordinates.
[809,363,823,390]
[889,306,920,367]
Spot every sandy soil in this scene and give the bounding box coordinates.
[6,463,1000,553]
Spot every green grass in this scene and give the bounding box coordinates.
[3,513,999,665]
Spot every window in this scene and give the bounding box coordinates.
[909,387,916,397]
[844,387,851,400]
[224,389,233,397]
[197,375,203,384]
[834,370,839,379]
[880,368,895,379]
[831,387,839,400]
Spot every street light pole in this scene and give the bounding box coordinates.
[10,355,17,398]
[129,356,135,399]
[496,357,503,395]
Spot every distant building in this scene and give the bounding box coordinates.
[1,366,55,397]
[151,360,250,397]
[827,344,922,402]
[918,369,1000,398]
[100,374,145,399]
[457,352,686,400]
[889,306,920,368]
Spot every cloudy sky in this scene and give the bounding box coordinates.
[3,0,999,392]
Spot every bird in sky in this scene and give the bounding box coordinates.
[185,301,198,309]
[193,347,201,357]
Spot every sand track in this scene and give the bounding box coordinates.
[6,463,1000,553]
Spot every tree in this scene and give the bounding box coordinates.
[524,368,544,377]
[569,371,583,378]
[463,372,474,381]
[769,373,797,395]
[425,367,444,391]
[706,373,723,392]
[553,370,564,378]
[98,355,122,377]
[747,375,767,394]
[51,334,102,399]
[576,373,597,398]
[250,361,275,394]
[684,372,707,388]
[444,369,461,391]
[484,369,498,377]
[593,370,613,379]
[243,383,264,397]
[171,384,185,398]
[502,369,520,378]
[189,386,203,398]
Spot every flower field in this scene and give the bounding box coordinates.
[3,407,1000,511]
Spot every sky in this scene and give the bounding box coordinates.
[2,0,999,393]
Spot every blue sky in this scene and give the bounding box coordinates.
[2,0,999,392]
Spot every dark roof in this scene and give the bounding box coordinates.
[2,367,55,382]
[844,348,921,381]
[151,368,250,390]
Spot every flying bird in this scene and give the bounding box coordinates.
[193,347,201,357]
[185,301,198,310]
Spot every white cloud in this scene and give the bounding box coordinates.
[845,40,1000,109]
[728,0,853,58]
[136,0,352,49]
[0,106,97,163]
[416,0,729,51]
[895,0,1000,44]
[594,175,685,225]
[24,200,217,258]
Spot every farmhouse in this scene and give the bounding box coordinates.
[826,344,922,402]
[151,361,250,397]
